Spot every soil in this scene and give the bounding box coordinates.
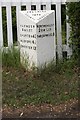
[2,99,80,119]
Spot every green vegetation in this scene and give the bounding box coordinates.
[2,47,20,68]
[66,2,80,66]
[2,7,17,46]
[2,48,78,108]
[2,2,80,109]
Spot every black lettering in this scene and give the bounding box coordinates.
[33,46,36,50]
[33,25,35,28]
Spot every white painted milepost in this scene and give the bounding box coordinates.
[19,10,56,69]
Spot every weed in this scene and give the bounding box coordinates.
[2,48,79,108]
[2,47,20,68]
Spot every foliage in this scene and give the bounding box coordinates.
[2,48,78,107]
[2,7,17,46]
[2,47,20,68]
[66,2,80,65]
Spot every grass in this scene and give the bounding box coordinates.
[2,48,79,108]
[2,47,20,68]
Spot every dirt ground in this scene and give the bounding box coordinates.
[2,99,80,119]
